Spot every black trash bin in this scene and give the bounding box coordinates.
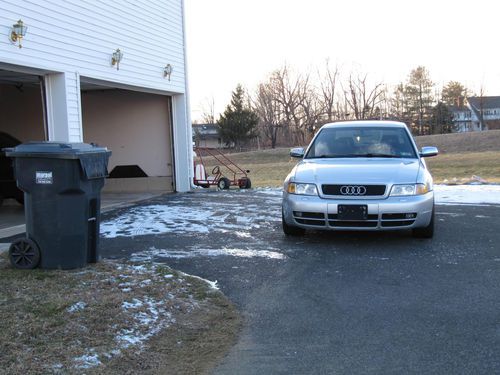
[5,142,111,270]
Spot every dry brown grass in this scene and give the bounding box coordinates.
[0,253,240,374]
[198,131,500,187]
[415,129,500,153]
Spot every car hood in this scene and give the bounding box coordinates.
[293,158,422,185]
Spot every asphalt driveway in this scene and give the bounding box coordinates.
[100,189,500,375]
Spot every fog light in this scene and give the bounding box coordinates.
[405,213,417,219]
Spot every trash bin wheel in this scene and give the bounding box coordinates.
[9,238,41,269]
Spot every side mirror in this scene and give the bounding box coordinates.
[290,147,305,158]
[419,146,438,158]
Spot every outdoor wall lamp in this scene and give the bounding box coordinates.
[111,49,123,70]
[163,64,173,80]
[10,19,28,48]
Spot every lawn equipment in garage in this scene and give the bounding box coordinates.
[193,147,251,190]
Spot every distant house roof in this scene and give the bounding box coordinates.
[192,123,219,139]
[468,96,500,110]
[447,105,469,113]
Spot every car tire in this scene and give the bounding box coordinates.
[412,206,435,239]
[282,210,305,236]
[218,177,231,190]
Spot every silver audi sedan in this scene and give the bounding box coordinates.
[282,121,438,238]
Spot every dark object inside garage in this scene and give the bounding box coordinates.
[0,131,23,205]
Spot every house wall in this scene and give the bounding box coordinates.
[0,0,192,192]
[0,84,45,141]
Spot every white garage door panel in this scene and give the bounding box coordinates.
[82,90,172,177]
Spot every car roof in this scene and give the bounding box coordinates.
[321,120,407,129]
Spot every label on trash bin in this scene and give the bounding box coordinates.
[36,171,53,184]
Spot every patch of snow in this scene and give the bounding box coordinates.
[434,185,500,205]
[255,188,283,196]
[235,231,252,238]
[130,246,286,261]
[100,194,282,238]
[116,297,175,349]
[122,299,143,309]
[67,302,87,313]
[74,352,101,369]
[178,272,219,290]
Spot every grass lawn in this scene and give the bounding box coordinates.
[0,253,240,374]
[199,149,500,187]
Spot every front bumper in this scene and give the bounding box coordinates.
[282,191,434,231]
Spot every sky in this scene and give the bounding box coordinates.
[185,0,500,122]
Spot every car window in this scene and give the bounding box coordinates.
[305,127,417,159]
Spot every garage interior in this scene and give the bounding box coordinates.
[0,72,176,239]
[80,78,176,194]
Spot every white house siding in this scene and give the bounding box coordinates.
[0,0,192,192]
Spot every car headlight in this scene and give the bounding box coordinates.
[287,182,318,196]
[390,183,430,196]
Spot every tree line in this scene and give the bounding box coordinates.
[206,64,469,149]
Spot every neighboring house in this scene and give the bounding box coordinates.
[192,123,223,148]
[450,96,500,132]
[0,0,192,193]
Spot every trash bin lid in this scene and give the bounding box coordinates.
[4,142,109,159]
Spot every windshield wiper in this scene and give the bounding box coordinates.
[311,154,360,158]
[357,153,400,158]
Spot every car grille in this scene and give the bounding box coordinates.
[292,212,417,228]
[293,211,326,226]
[321,184,386,196]
[380,213,416,227]
[328,214,378,228]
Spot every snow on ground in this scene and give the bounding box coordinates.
[100,190,281,238]
[434,184,500,205]
[130,246,287,262]
[67,302,87,313]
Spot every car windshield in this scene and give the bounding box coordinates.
[305,126,417,159]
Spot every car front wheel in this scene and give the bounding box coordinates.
[282,210,305,236]
[412,206,435,238]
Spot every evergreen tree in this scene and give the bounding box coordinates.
[217,85,258,149]
[441,81,467,106]
[430,101,454,134]
[406,66,434,135]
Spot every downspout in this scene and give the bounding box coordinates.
[181,0,196,189]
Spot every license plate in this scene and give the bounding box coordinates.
[338,205,368,220]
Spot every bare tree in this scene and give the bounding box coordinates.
[342,73,385,120]
[200,97,216,124]
[253,82,282,148]
[318,60,339,122]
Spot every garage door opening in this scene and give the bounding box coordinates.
[81,80,175,193]
[0,69,47,232]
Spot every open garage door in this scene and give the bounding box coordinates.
[0,68,47,233]
[81,82,175,193]
[0,69,47,143]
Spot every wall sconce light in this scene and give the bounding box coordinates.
[10,19,28,48]
[163,64,173,80]
[111,49,123,70]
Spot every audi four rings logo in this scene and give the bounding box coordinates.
[340,185,367,195]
